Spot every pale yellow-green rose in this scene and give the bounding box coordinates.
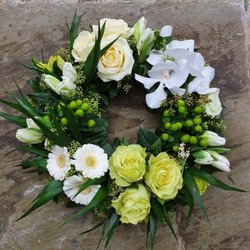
[109,144,146,187]
[97,36,134,82]
[111,184,151,224]
[72,31,95,63]
[144,152,183,200]
[92,18,132,39]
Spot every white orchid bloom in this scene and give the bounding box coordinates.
[135,59,189,109]
[201,131,226,146]
[160,25,173,37]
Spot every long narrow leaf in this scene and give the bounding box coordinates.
[79,218,106,235]
[63,187,107,225]
[147,211,158,250]
[0,111,26,127]
[189,167,245,192]
[182,188,194,218]
[61,105,83,144]
[17,180,62,220]
[0,98,24,113]
[184,170,209,224]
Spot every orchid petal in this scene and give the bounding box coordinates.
[145,83,167,109]
[169,86,186,96]
[160,25,173,37]
[164,48,190,61]
[165,59,189,88]
[148,61,177,79]
[147,51,164,65]
[135,74,159,89]
[168,39,195,52]
[184,52,205,72]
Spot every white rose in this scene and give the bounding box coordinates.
[97,36,134,82]
[92,18,132,38]
[205,89,223,117]
[72,31,95,63]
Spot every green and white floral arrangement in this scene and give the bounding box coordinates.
[0,13,244,249]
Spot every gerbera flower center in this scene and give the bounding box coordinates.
[56,155,66,168]
[85,155,97,168]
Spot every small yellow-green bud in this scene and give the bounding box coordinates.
[181,134,190,143]
[88,119,96,128]
[190,136,198,145]
[68,101,78,110]
[164,122,171,129]
[60,117,68,126]
[74,109,84,117]
[161,133,169,141]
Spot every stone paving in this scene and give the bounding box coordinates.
[0,0,250,249]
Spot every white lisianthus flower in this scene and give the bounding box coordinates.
[192,150,230,172]
[42,62,77,97]
[135,59,189,109]
[26,118,41,132]
[97,36,134,82]
[16,128,44,144]
[46,145,71,181]
[72,31,95,63]
[72,144,108,179]
[192,150,214,165]
[201,131,226,146]
[63,175,101,205]
[205,89,223,117]
[132,17,147,43]
[92,18,132,38]
[207,150,230,172]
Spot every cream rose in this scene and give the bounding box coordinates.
[97,36,134,82]
[144,152,183,200]
[92,18,132,38]
[109,144,146,187]
[72,31,95,63]
[111,184,151,225]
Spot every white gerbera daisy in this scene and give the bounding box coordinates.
[63,175,101,205]
[72,144,108,179]
[46,145,71,181]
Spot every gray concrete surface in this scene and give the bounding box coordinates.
[0,0,250,249]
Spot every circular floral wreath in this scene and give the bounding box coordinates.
[0,13,243,249]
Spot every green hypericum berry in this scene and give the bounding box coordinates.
[199,138,208,147]
[88,119,96,128]
[76,99,83,106]
[177,99,185,107]
[170,123,178,131]
[44,115,50,121]
[194,106,203,114]
[176,122,183,129]
[86,106,93,114]
[181,134,190,143]
[161,133,169,141]
[193,117,202,125]
[163,109,170,117]
[69,101,77,110]
[58,110,64,118]
[190,136,198,145]
[178,106,186,114]
[164,122,171,129]
[185,119,193,127]
[81,102,90,111]
[172,145,179,152]
[74,109,84,117]
[194,125,203,133]
[60,117,68,126]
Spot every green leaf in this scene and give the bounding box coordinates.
[150,198,163,224]
[64,186,107,225]
[184,170,209,224]
[73,175,107,198]
[61,105,83,144]
[69,11,84,60]
[137,128,158,150]
[0,97,26,113]
[147,211,158,250]
[207,147,231,154]
[0,111,26,127]
[189,167,246,192]
[182,188,194,218]
[18,156,47,169]
[103,212,120,248]
[150,137,162,155]
[17,180,63,220]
